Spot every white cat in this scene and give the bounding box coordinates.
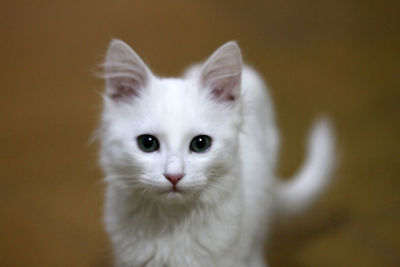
[98,39,335,267]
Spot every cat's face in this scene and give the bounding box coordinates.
[100,40,242,203]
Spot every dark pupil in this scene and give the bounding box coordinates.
[142,136,154,148]
[195,137,206,149]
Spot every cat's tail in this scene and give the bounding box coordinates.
[276,117,336,217]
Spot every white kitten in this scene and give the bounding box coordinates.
[98,39,335,267]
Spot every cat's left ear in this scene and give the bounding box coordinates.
[104,39,154,102]
[200,41,242,102]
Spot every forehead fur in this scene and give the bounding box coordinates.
[103,76,241,149]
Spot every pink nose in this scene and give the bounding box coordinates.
[164,173,184,185]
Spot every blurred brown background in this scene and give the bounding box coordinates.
[1,0,399,266]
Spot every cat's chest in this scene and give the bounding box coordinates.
[115,218,241,267]
[108,198,243,267]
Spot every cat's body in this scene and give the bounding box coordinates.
[99,40,335,267]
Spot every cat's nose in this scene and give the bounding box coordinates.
[164,173,184,185]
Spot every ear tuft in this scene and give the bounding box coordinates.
[200,41,242,102]
[104,39,153,102]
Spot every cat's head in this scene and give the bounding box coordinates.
[99,40,243,204]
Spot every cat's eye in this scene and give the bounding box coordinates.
[190,135,212,153]
[137,135,160,152]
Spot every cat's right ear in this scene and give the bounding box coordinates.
[103,39,153,102]
[199,41,242,103]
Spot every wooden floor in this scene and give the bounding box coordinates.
[1,0,399,266]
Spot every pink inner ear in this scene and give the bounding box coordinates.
[210,75,239,101]
[211,88,236,101]
[109,78,139,101]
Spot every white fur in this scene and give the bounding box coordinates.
[98,40,335,267]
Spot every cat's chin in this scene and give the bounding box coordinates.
[163,189,185,200]
[114,180,204,203]
[155,186,201,204]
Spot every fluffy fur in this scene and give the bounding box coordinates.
[98,39,335,267]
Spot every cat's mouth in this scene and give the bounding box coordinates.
[165,186,183,194]
[161,186,187,201]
